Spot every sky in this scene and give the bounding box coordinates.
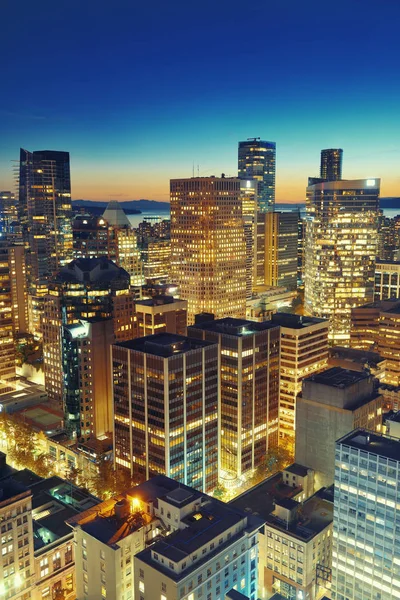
[1,0,400,203]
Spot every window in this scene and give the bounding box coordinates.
[139,581,145,593]
[40,557,49,578]
[101,585,107,598]
[41,588,50,599]
[139,569,144,578]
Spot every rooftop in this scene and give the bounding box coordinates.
[135,295,185,308]
[188,316,278,337]
[56,257,130,285]
[329,346,383,367]
[337,428,400,461]
[115,333,215,357]
[284,463,309,477]
[304,367,369,388]
[271,314,327,329]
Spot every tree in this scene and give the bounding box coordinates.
[213,483,227,500]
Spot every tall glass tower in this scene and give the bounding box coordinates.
[238,138,276,212]
[304,178,380,344]
[320,148,343,181]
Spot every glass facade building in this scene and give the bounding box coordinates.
[320,149,343,181]
[238,138,276,212]
[332,429,400,600]
[264,211,298,291]
[113,333,219,492]
[304,179,380,344]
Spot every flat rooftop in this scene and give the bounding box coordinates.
[230,472,302,521]
[338,428,400,461]
[189,316,278,337]
[284,463,309,477]
[329,346,383,366]
[271,314,327,329]
[266,489,333,542]
[135,295,185,308]
[304,367,369,388]
[115,333,215,357]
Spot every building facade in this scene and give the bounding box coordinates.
[296,367,383,490]
[271,314,329,444]
[264,212,298,291]
[113,333,219,492]
[374,259,400,300]
[188,317,280,484]
[320,149,343,181]
[238,139,276,212]
[134,296,187,337]
[170,177,247,323]
[304,178,380,344]
[332,430,400,600]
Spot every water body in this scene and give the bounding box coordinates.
[128,205,400,228]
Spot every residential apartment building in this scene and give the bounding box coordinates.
[304,178,380,344]
[188,317,280,483]
[296,367,383,490]
[170,177,247,323]
[332,429,400,600]
[134,296,187,337]
[67,475,262,600]
[112,333,219,492]
[270,314,329,444]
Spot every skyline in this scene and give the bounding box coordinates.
[1,0,400,202]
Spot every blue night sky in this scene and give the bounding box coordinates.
[1,0,399,202]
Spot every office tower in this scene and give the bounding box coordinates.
[264,211,298,291]
[18,148,73,336]
[72,214,112,259]
[295,367,383,489]
[68,475,262,600]
[113,226,143,287]
[62,318,114,441]
[188,317,280,482]
[304,178,380,344]
[140,239,171,283]
[377,213,400,261]
[0,243,19,394]
[271,314,329,444]
[112,333,219,491]
[232,484,333,600]
[297,214,306,287]
[43,257,135,411]
[332,430,400,600]
[170,176,247,323]
[0,466,99,600]
[374,259,400,300]
[0,190,17,233]
[7,245,29,335]
[238,138,276,212]
[134,295,187,336]
[240,179,260,296]
[320,148,343,181]
[350,299,400,385]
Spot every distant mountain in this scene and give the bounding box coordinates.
[72,199,170,213]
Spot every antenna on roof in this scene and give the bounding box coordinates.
[192,162,195,177]
[197,164,199,177]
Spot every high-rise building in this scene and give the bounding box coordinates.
[332,429,400,600]
[297,214,306,287]
[170,176,247,323]
[0,190,17,233]
[240,179,259,297]
[62,318,114,441]
[112,333,219,492]
[320,148,343,181]
[377,213,400,261]
[238,138,276,212]
[43,257,135,413]
[134,295,187,336]
[304,179,380,344]
[140,239,171,283]
[374,259,400,300]
[264,211,298,291]
[188,317,280,483]
[68,475,262,600]
[72,214,113,259]
[295,367,383,490]
[271,314,329,444]
[18,148,73,336]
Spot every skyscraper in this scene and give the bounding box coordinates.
[304,179,380,344]
[320,148,343,181]
[18,148,73,336]
[112,333,219,492]
[188,317,280,483]
[332,429,400,600]
[238,138,276,212]
[170,176,247,323]
[264,211,298,290]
